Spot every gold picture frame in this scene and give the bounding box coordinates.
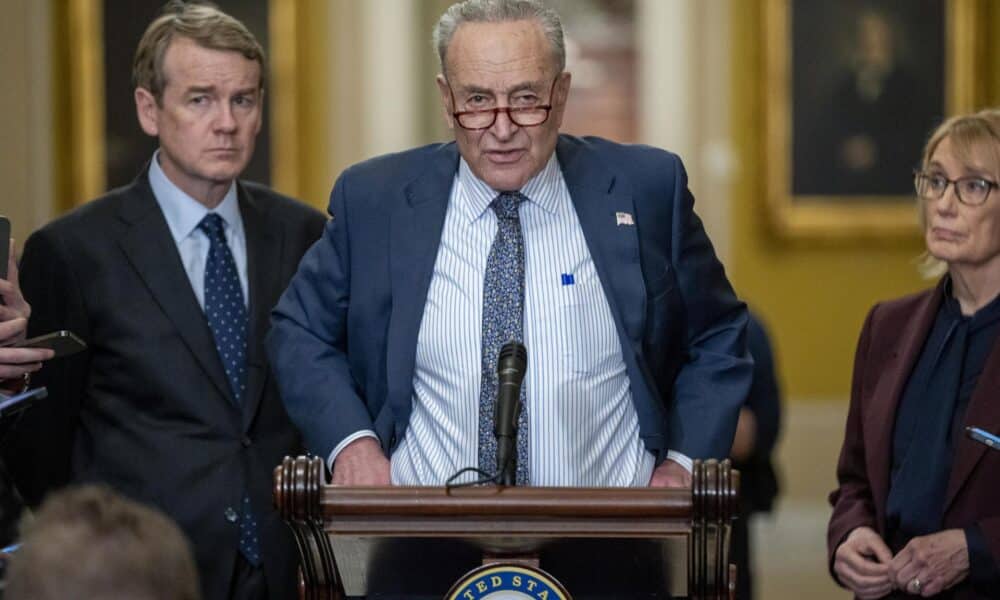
[764,0,985,241]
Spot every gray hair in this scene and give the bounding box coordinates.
[432,0,566,77]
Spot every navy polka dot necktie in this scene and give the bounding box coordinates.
[478,192,529,485]
[198,213,260,565]
[199,213,248,405]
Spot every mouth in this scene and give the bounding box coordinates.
[483,148,527,164]
[929,226,965,242]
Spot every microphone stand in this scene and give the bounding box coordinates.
[496,433,516,486]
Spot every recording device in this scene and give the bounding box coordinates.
[0,386,47,419]
[966,426,1000,452]
[5,330,87,359]
[0,542,18,588]
[0,215,10,281]
[495,341,527,486]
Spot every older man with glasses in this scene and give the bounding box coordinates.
[269,0,750,496]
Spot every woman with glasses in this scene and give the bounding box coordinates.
[828,109,1000,599]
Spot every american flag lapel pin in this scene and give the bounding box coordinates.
[615,211,634,226]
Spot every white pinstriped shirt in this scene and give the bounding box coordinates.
[388,155,656,486]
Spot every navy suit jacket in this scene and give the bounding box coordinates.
[268,135,751,468]
[5,170,326,599]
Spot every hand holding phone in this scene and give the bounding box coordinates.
[0,320,55,381]
[0,219,28,316]
[10,331,87,359]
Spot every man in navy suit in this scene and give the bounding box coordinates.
[268,0,751,490]
[4,3,326,598]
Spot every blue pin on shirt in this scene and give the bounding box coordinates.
[561,273,575,286]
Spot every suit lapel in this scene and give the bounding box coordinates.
[557,137,645,344]
[116,172,233,404]
[385,145,458,415]
[945,318,1000,512]
[240,183,282,431]
[865,285,942,518]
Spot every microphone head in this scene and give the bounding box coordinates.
[497,341,527,379]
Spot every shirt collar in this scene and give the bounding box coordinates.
[148,150,241,243]
[456,153,563,222]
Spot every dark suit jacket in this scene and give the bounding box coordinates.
[3,170,326,599]
[828,282,1000,598]
[735,312,781,515]
[268,135,751,468]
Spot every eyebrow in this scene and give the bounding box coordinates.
[183,85,259,94]
[926,160,994,178]
[458,80,547,96]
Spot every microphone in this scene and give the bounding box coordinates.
[495,341,527,486]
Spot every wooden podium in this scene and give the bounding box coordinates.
[274,456,739,599]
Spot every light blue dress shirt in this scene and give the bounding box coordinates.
[148,151,249,309]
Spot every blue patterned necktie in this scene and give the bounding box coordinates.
[478,192,529,485]
[198,213,260,566]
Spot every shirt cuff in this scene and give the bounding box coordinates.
[327,430,379,473]
[666,450,693,473]
[964,524,1000,589]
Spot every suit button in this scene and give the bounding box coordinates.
[241,436,252,448]
[224,507,238,523]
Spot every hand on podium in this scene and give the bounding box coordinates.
[331,437,391,486]
[648,458,691,488]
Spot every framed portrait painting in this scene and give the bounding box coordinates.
[764,0,984,240]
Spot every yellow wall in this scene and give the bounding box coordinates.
[272,0,336,211]
[728,1,1000,401]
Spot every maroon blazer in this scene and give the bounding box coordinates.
[828,282,1000,598]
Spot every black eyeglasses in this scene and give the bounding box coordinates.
[914,170,1000,206]
[449,77,559,131]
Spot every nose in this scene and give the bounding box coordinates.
[489,108,518,141]
[933,182,959,215]
[213,103,238,133]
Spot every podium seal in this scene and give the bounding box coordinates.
[446,563,572,600]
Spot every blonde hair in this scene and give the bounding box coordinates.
[5,485,200,600]
[916,108,1000,278]
[132,1,264,103]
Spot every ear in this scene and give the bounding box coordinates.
[435,74,455,131]
[134,87,160,137]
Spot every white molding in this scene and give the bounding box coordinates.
[361,0,419,157]
[636,0,733,266]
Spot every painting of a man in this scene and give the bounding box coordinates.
[792,0,944,198]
